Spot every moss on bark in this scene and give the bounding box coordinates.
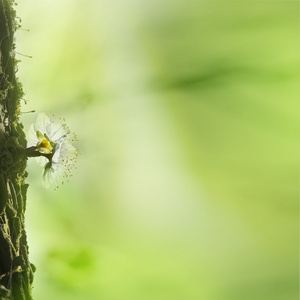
[0,1,34,299]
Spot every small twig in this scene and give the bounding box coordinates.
[20,110,35,114]
[15,52,32,59]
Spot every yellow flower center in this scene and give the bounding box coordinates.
[37,138,53,154]
[40,138,51,149]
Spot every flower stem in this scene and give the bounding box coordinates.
[23,146,53,161]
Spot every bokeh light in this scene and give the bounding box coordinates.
[16,1,298,299]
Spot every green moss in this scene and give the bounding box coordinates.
[0,1,33,299]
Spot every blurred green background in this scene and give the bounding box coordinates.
[16,1,298,299]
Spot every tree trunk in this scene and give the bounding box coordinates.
[0,0,34,299]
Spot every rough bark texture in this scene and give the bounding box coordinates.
[0,1,34,299]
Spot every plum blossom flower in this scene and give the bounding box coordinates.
[27,112,79,189]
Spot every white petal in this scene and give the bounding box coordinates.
[42,165,52,189]
[27,124,39,147]
[46,123,67,142]
[34,113,51,134]
[52,144,61,164]
[60,142,76,156]
[42,162,56,189]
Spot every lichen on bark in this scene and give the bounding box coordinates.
[0,0,34,299]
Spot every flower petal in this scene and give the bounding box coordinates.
[46,122,68,142]
[27,123,39,147]
[34,113,51,134]
[52,144,61,164]
[42,162,53,189]
[42,162,58,189]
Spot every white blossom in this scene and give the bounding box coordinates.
[28,112,79,189]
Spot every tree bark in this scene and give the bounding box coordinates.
[0,1,34,299]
